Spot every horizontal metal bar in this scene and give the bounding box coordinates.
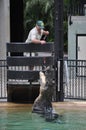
[7,83,40,87]
[68,65,86,67]
[7,70,39,80]
[7,43,54,52]
[7,56,54,66]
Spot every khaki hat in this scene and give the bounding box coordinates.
[36,20,44,29]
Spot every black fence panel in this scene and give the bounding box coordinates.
[1,58,86,100]
[7,43,54,83]
[68,0,86,16]
[63,59,86,100]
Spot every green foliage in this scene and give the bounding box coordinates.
[24,0,54,41]
[23,0,70,52]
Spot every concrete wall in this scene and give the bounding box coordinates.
[68,16,86,59]
[0,0,10,59]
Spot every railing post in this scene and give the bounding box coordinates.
[54,0,64,101]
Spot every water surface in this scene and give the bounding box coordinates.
[0,103,86,130]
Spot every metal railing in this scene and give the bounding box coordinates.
[63,59,86,100]
[0,59,86,100]
[68,0,86,16]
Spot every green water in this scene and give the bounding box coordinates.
[0,106,86,130]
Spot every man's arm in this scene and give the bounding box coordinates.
[43,30,49,36]
[32,39,46,44]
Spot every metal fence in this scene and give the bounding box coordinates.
[68,0,86,16]
[63,60,86,100]
[0,60,7,100]
[0,59,86,100]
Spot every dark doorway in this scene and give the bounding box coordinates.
[10,0,24,56]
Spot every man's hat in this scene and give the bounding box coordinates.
[36,20,44,29]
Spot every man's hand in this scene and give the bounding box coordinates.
[40,40,46,44]
[46,31,49,35]
[43,30,49,36]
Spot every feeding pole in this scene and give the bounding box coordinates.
[54,0,64,101]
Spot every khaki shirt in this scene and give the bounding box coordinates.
[25,27,43,43]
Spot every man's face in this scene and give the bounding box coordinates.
[36,25,42,33]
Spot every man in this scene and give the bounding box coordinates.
[25,20,49,71]
[25,20,49,44]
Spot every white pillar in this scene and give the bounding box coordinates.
[0,0,10,59]
[84,4,86,16]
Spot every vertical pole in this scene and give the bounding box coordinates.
[54,0,59,102]
[54,0,64,101]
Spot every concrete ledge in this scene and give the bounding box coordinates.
[0,101,86,111]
